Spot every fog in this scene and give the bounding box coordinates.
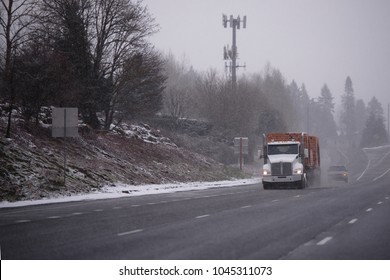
[144,0,390,107]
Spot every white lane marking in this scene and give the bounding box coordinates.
[117,229,143,236]
[373,168,390,181]
[195,214,210,219]
[377,201,383,205]
[131,205,140,207]
[71,212,83,215]
[15,220,31,223]
[366,208,373,212]
[147,203,156,205]
[386,197,390,200]
[93,209,104,212]
[317,237,333,246]
[272,199,279,202]
[294,195,301,198]
[241,205,252,209]
[349,219,358,224]
[357,159,371,181]
[47,216,61,219]
[113,207,122,210]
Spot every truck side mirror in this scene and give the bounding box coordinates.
[304,148,309,158]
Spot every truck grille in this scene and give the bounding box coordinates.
[271,162,292,176]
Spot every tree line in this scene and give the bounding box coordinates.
[163,54,389,151]
[340,77,388,148]
[1,0,388,153]
[1,0,165,137]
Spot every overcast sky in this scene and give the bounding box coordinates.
[143,0,390,111]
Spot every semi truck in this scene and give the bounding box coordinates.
[261,132,321,189]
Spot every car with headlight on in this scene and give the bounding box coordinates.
[327,165,348,183]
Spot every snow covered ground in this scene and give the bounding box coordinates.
[0,178,262,208]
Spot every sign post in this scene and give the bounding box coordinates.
[52,108,78,187]
[234,137,248,171]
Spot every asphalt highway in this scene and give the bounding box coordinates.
[1,146,390,260]
[1,176,389,259]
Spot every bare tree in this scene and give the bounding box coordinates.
[34,0,159,129]
[92,0,156,77]
[195,69,223,123]
[0,0,37,137]
[90,0,159,129]
[162,53,197,119]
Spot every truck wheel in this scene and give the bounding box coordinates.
[263,182,271,190]
[298,176,307,189]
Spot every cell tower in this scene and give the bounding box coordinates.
[222,14,247,91]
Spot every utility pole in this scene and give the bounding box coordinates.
[222,14,246,91]
[388,102,389,142]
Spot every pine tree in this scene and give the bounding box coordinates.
[360,112,388,147]
[314,84,337,145]
[367,96,384,118]
[360,96,389,147]
[318,84,335,113]
[341,76,357,146]
[355,99,367,144]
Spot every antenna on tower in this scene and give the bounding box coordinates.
[221,14,247,92]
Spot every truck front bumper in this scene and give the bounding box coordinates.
[262,174,303,184]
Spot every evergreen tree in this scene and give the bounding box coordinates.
[109,48,166,124]
[355,99,367,144]
[360,96,388,147]
[300,84,310,132]
[13,38,53,123]
[261,67,294,130]
[318,84,335,113]
[360,112,388,147]
[340,76,357,146]
[54,0,100,128]
[313,84,337,145]
[287,80,303,131]
[367,96,384,118]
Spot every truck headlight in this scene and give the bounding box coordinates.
[293,168,303,175]
[262,169,271,176]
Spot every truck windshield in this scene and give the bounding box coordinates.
[268,144,298,155]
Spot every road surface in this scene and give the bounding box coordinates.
[1,146,389,259]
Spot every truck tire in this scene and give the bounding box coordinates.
[263,182,271,190]
[298,175,307,189]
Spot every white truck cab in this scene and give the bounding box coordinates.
[262,141,306,189]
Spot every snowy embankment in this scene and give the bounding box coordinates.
[356,145,390,182]
[0,178,261,208]
[1,105,244,202]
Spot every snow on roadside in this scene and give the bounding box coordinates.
[0,178,262,208]
[363,144,390,151]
